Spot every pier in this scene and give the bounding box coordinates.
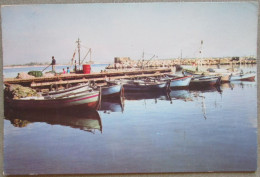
[4,68,173,90]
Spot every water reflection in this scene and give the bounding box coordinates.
[99,97,124,113]
[189,85,222,93]
[167,89,193,102]
[124,90,168,101]
[4,107,102,133]
[221,81,256,90]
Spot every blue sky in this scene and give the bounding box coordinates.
[1,2,258,65]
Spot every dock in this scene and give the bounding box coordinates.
[4,68,173,90]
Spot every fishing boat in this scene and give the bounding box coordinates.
[5,88,101,110]
[206,68,232,82]
[5,108,102,133]
[189,75,221,87]
[100,81,123,98]
[120,79,167,91]
[230,72,256,81]
[163,74,192,88]
[42,83,92,97]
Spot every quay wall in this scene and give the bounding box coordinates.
[108,57,256,69]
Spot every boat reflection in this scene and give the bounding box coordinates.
[4,107,102,133]
[221,82,235,90]
[99,97,125,113]
[167,89,193,102]
[124,89,193,103]
[124,90,168,101]
[221,81,256,90]
[189,85,222,94]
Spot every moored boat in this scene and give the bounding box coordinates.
[120,79,167,91]
[5,89,101,110]
[100,81,123,98]
[164,74,192,88]
[42,83,92,97]
[207,68,232,82]
[189,75,221,87]
[230,72,256,81]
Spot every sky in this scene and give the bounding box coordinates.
[1,2,258,65]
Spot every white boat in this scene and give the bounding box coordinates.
[163,74,192,88]
[101,81,123,98]
[5,89,101,110]
[230,72,256,81]
[207,68,232,82]
[42,83,92,97]
[120,79,167,91]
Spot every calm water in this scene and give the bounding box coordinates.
[3,65,257,175]
[3,64,108,78]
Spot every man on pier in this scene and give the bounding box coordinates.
[51,56,56,72]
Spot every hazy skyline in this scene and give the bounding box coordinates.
[1,2,258,65]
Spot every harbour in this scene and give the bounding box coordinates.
[2,2,258,175]
[3,63,257,175]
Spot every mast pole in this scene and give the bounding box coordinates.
[76,38,81,66]
[90,48,92,62]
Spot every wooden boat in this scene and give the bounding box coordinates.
[189,75,221,87]
[42,83,92,97]
[100,81,123,98]
[120,79,167,91]
[4,108,102,133]
[207,68,232,82]
[230,72,256,81]
[164,74,192,88]
[5,89,101,110]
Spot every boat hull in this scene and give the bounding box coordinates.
[230,73,256,81]
[169,76,192,88]
[5,91,100,110]
[101,84,122,98]
[123,82,167,91]
[190,76,221,87]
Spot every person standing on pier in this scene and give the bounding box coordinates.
[51,56,56,72]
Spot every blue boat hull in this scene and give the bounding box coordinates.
[169,76,192,87]
[101,84,122,97]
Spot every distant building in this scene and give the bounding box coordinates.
[114,57,131,63]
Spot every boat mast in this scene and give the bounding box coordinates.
[142,50,144,69]
[200,40,203,67]
[76,38,81,66]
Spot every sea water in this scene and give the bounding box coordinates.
[3,64,257,175]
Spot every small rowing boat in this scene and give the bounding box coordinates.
[163,74,192,88]
[120,79,167,91]
[189,75,221,87]
[5,89,101,110]
[230,72,256,81]
[100,81,123,98]
[42,83,92,97]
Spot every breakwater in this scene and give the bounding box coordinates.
[106,56,256,69]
